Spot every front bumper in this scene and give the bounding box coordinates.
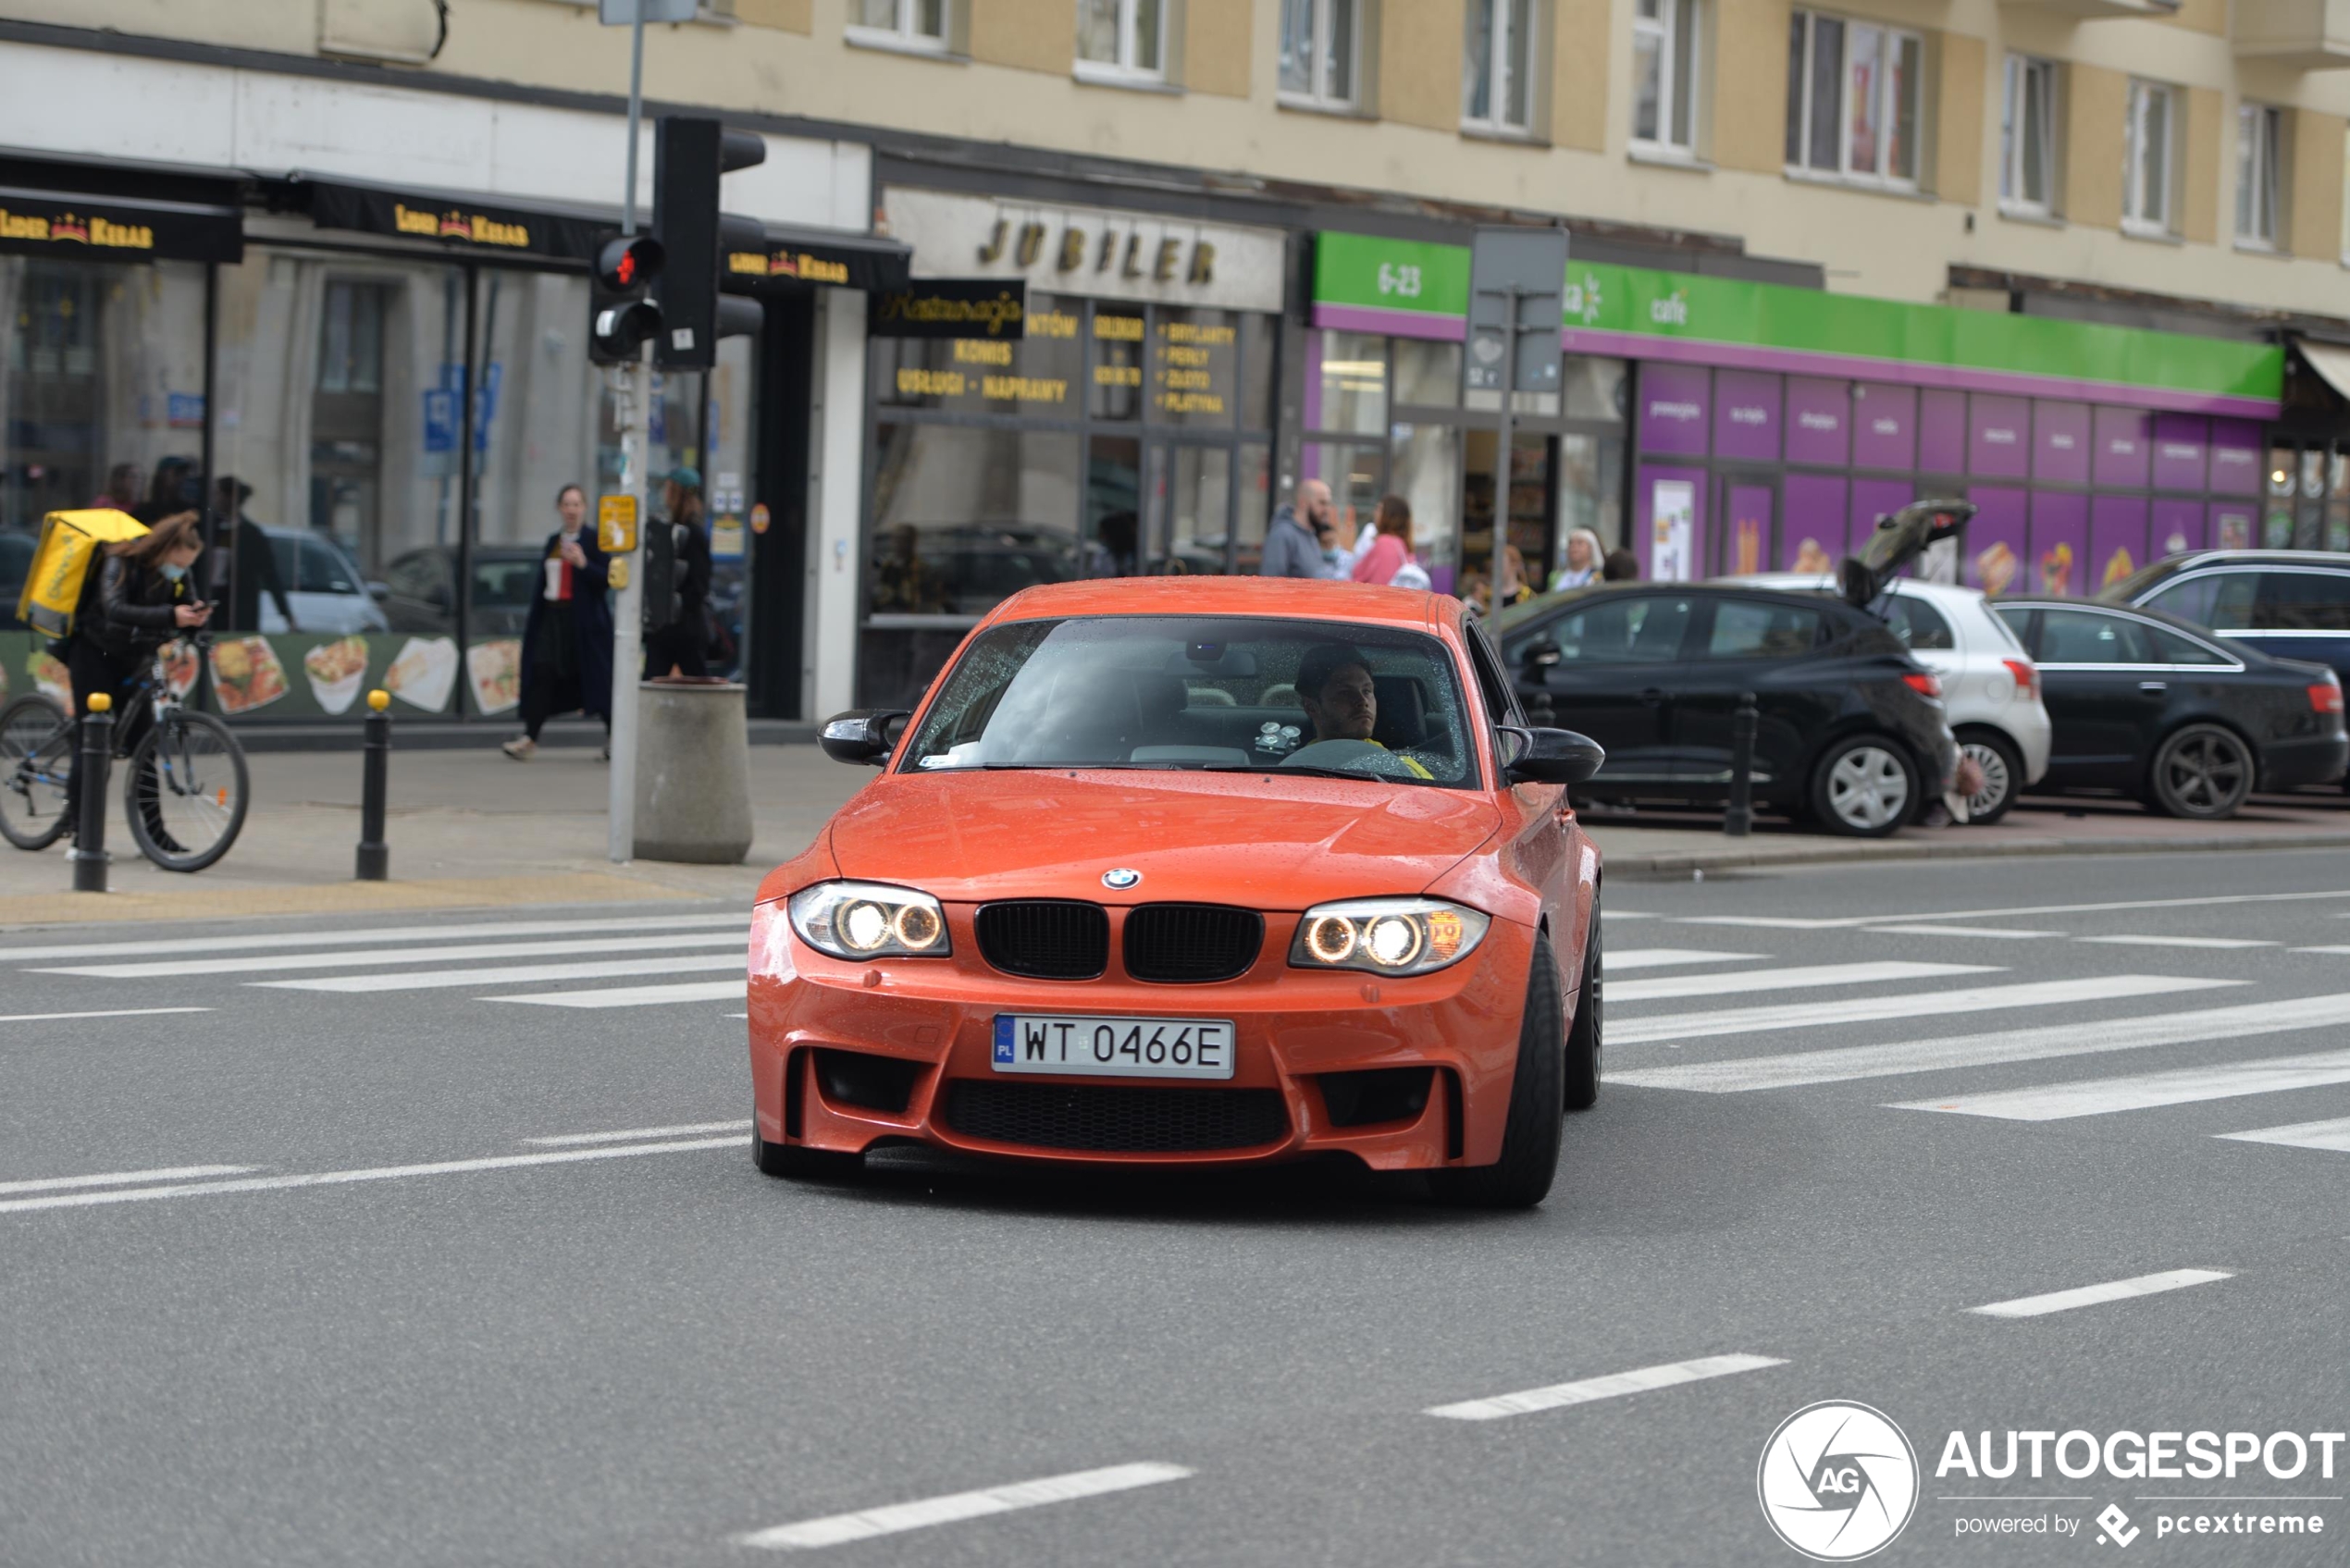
[748,903,1544,1171]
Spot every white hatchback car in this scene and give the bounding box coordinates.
[1724,574,2053,822]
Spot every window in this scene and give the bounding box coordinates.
[1879,592,1955,651]
[1785,10,1920,186]
[1704,599,1824,659]
[2001,55,2057,216]
[1463,0,1536,135]
[2125,80,2177,235]
[1632,0,1700,154]
[2256,570,2350,632]
[2036,608,2154,666]
[2237,103,2283,249]
[1505,595,1694,665]
[1075,0,1163,80]
[2151,626,2234,666]
[1280,0,1357,109]
[2143,572,2258,633]
[848,0,946,49]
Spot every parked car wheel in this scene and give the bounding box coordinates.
[1955,727,2023,826]
[2147,722,2255,821]
[1811,735,1917,838]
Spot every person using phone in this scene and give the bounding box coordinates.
[65,512,211,833]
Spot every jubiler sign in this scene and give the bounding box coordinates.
[884,188,1284,315]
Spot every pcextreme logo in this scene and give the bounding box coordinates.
[1759,1401,1921,1561]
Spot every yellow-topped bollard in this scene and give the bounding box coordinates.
[366,688,390,712]
[72,686,117,891]
[85,692,111,714]
[357,685,392,881]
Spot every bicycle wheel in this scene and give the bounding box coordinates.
[0,693,76,851]
[123,710,249,872]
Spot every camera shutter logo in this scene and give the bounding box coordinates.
[1757,1401,1919,1561]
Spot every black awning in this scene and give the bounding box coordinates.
[291,179,614,264]
[0,183,241,264]
[724,225,910,293]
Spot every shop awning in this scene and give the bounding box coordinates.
[289,178,615,263]
[0,181,242,264]
[2294,338,2350,405]
[724,225,910,293]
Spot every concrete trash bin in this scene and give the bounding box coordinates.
[633,679,755,864]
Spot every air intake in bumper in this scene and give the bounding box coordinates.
[941,1080,1289,1153]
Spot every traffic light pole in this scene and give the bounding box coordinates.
[607,9,648,864]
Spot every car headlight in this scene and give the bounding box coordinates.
[1288,897,1490,977]
[786,880,951,960]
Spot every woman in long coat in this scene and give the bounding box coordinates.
[503,484,613,760]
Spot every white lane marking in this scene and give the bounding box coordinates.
[1612,993,2350,1093]
[256,955,742,994]
[2216,1116,2350,1153]
[1602,948,1764,972]
[1676,917,1851,929]
[1970,1269,2232,1319]
[43,931,745,980]
[0,911,745,964]
[1682,887,2350,932]
[485,980,747,1008]
[1424,1353,1787,1422]
[526,1120,749,1146]
[737,1463,1194,1551]
[0,1164,256,1197]
[1613,975,2237,1047]
[0,1135,742,1216]
[2294,945,2350,955]
[1609,960,1993,1006]
[0,1006,213,1024]
[1891,1046,2350,1121]
[1862,924,2061,941]
[2080,934,2279,950]
[1606,911,1659,920]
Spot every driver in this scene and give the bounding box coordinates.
[1294,643,1431,778]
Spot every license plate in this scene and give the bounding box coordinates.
[991,1014,1236,1080]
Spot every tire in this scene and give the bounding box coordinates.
[1563,908,1601,1113]
[0,694,76,851]
[2147,722,2254,821]
[751,1102,863,1182]
[1429,930,1565,1210]
[1809,735,1917,838]
[122,711,249,872]
[1955,728,2023,826]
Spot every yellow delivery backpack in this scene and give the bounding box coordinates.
[17,509,149,639]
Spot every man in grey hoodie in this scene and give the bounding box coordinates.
[1260,478,1337,579]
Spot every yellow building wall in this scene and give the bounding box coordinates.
[1712,0,1790,175]
[971,0,1074,76]
[1550,0,1611,154]
[2290,109,2348,262]
[2065,64,2127,229]
[1379,0,1466,134]
[734,0,810,32]
[1935,30,1985,205]
[2182,86,2221,245]
[1184,0,1253,97]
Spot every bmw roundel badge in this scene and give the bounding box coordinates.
[1102,868,1142,890]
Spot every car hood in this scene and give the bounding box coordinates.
[826,769,1503,908]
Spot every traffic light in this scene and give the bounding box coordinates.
[589,232,664,365]
[652,116,767,369]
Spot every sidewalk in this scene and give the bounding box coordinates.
[4,744,2345,925]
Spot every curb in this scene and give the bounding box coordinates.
[1598,828,2350,880]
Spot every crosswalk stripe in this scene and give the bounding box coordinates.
[2080,934,2279,950]
[1861,924,2059,941]
[1613,974,2237,1047]
[1423,1353,1787,1421]
[1602,948,1763,973]
[1889,1045,2350,1121]
[1610,993,2350,1094]
[0,911,745,964]
[42,931,745,980]
[255,955,743,994]
[1608,960,1994,1006]
[1970,1269,2232,1319]
[2215,1116,2350,1153]
[486,981,747,1008]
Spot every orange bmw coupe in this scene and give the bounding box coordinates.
[748,578,1606,1206]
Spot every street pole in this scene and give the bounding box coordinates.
[1494,283,1518,610]
[607,9,649,864]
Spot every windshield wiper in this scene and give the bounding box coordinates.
[1197,763,1420,783]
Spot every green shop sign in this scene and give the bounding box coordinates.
[1311,230,2283,415]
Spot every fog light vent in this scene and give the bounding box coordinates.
[814,1049,922,1115]
[1318,1067,1434,1129]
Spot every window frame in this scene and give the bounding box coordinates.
[2236,101,2284,252]
[2000,53,2059,218]
[1279,0,1361,112]
[1631,0,1701,158]
[2123,78,2179,239]
[1784,8,1923,191]
[846,0,949,53]
[1074,0,1167,85]
[1461,0,1539,138]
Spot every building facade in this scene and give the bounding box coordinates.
[6,0,2350,720]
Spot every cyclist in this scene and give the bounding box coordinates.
[66,512,211,836]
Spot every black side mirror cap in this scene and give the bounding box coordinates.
[1524,638,1563,672]
[1501,726,1605,786]
[820,709,909,766]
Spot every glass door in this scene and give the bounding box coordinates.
[1146,439,1236,574]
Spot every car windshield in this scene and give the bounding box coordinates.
[901,615,1478,787]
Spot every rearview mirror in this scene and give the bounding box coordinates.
[1500,726,1605,786]
[820,710,909,767]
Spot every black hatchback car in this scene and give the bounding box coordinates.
[1993,598,2346,819]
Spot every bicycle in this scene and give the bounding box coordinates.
[0,632,250,872]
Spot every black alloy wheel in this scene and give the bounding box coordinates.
[2147,723,2254,821]
[1956,728,2023,826]
[1429,931,1565,1209]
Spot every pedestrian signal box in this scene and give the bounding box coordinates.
[598,493,639,552]
[589,234,665,365]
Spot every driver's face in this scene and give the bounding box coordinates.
[1303,665,1378,742]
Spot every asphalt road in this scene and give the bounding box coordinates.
[6,848,2350,1566]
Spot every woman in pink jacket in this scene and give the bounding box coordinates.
[1351,494,1423,586]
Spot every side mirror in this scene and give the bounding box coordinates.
[1501,725,1605,786]
[820,709,909,767]
[366,581,390,601]
[1523,638,1564,673]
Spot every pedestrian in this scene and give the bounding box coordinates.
[1549,527,1604,592]
[1602,548,1640,582]
[1495,544,1536,609]
[502,484,613,761]
[93,463,145,511]
[209,476,298,633]
[643,467,713,678]
[1350,494,1417,586]
[67,512,212,845]
[1260,478,1338,579]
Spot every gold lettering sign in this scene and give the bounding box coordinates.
[873,289,1026,337]
[1156,392,1226,414]
[952,339,1013,364]
[1029,310,1080,340]
[728,251,769,276]
[972,212,1222,290]
[0,208,50,241]
[897,367,967,397]
[0,208,155,250]
[392,203,529,249]
[1094,364,1143,388]
[1092,315,1144,342]
[981,375,1067,404]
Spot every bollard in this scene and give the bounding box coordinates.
[1724,691,1759,839]
[355,688,390,882]
[71,691,114,893]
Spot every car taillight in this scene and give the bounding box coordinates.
[2002,658,2039,701]
[2313,682,2346,716]
[1902,672,1943,699]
